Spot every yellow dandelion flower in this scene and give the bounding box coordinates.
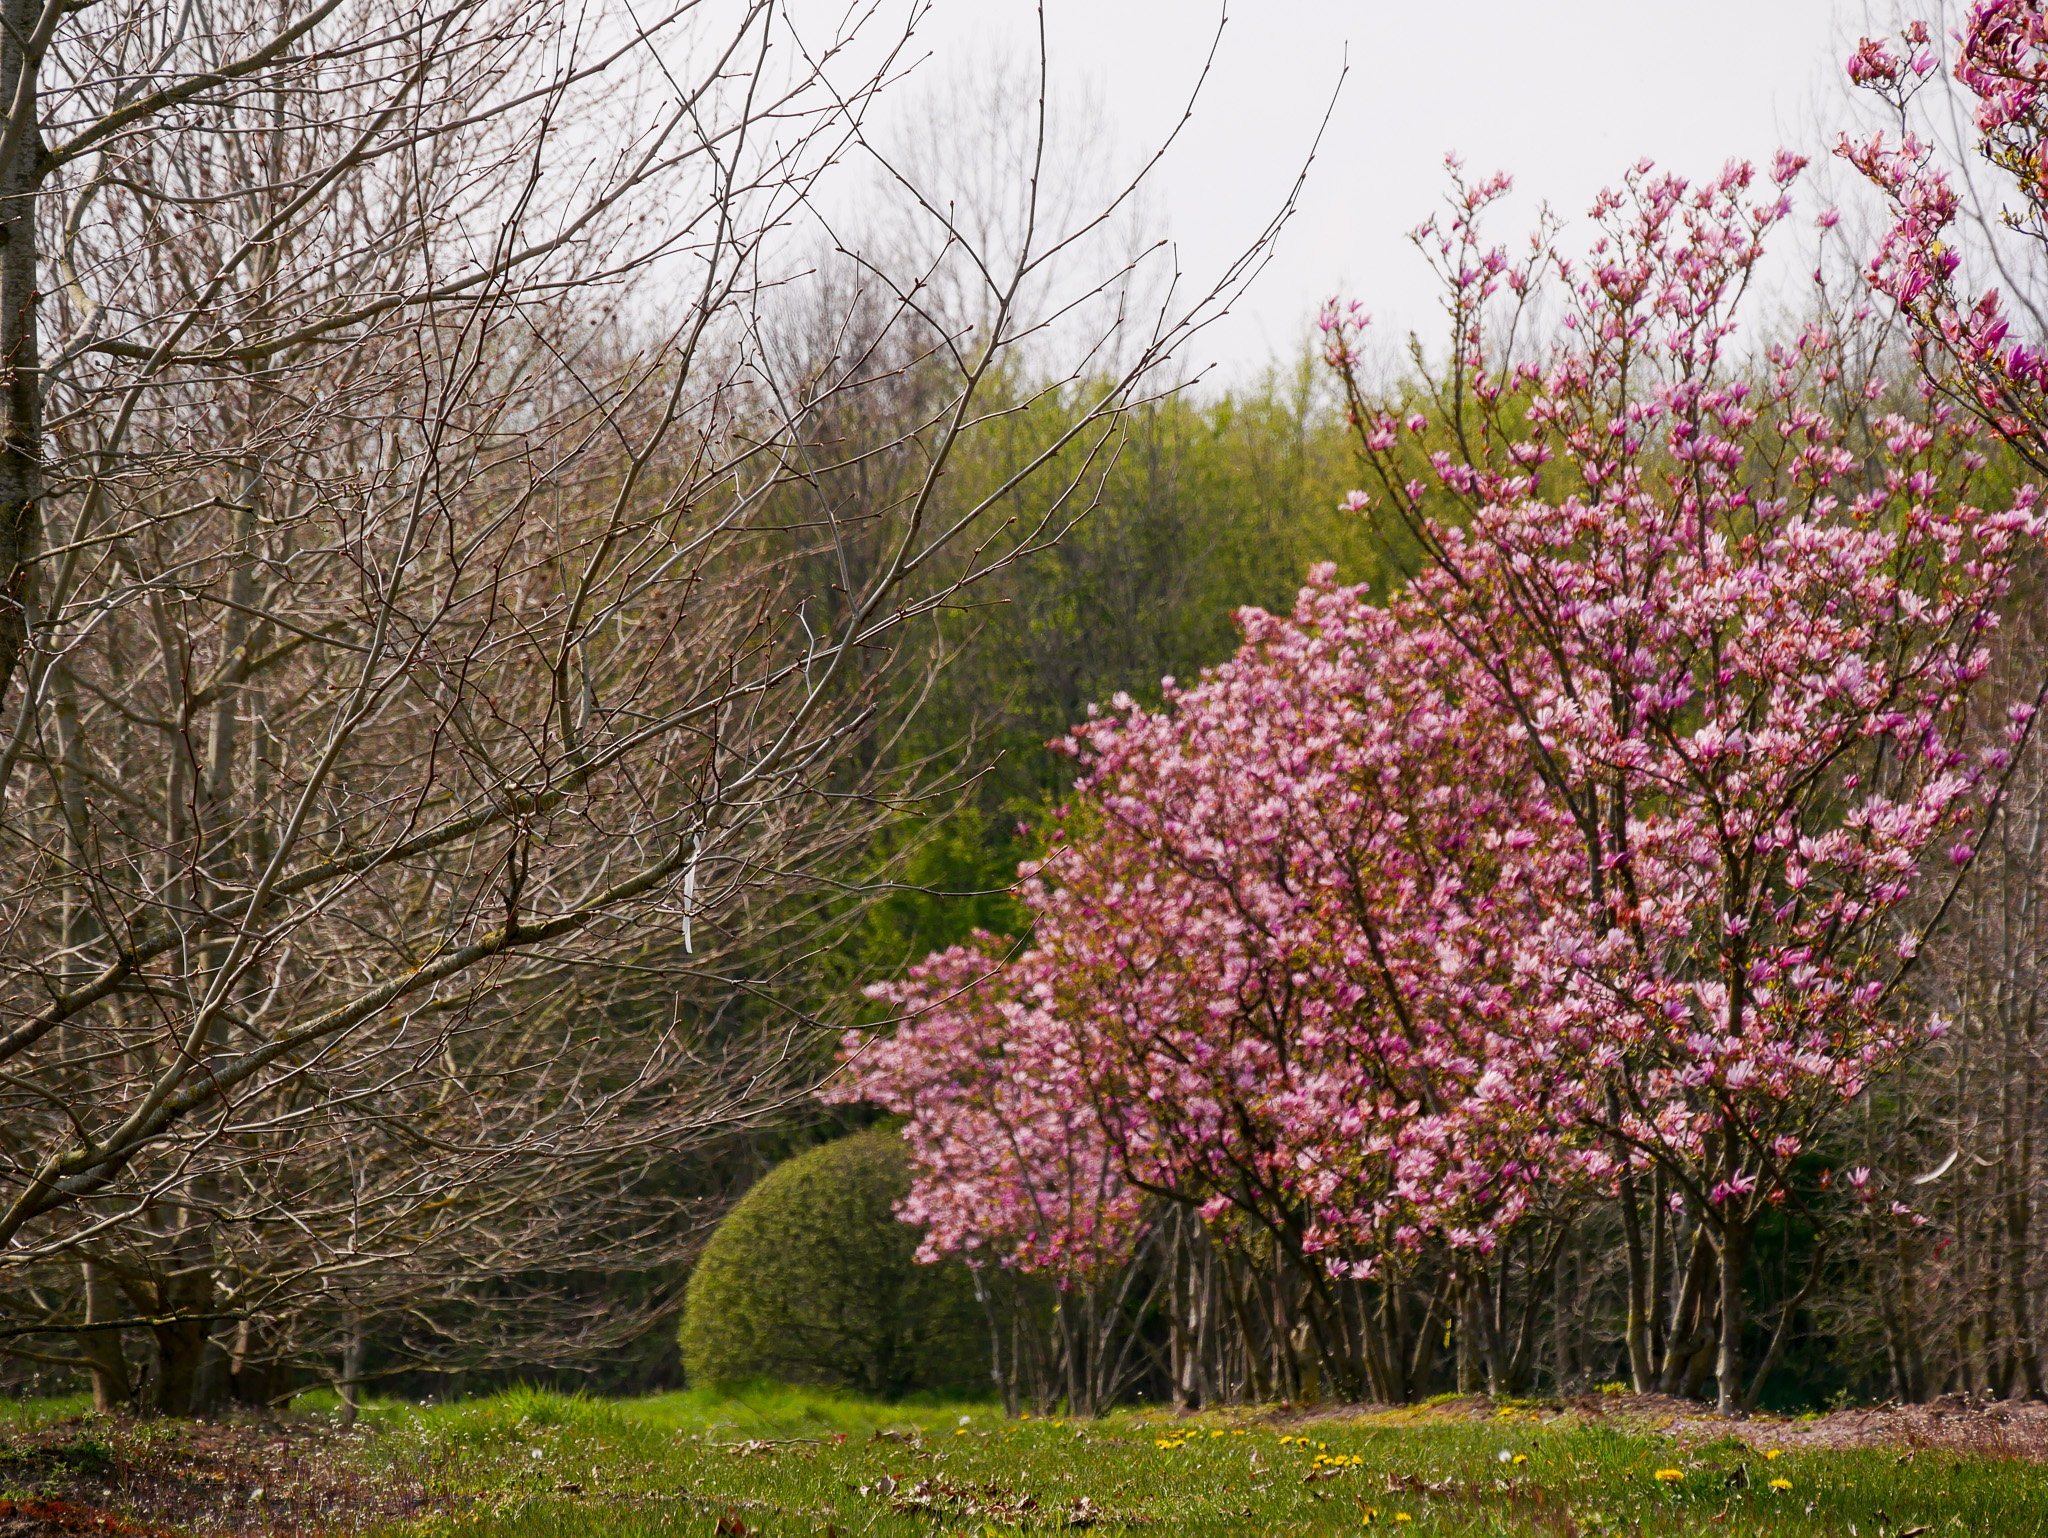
[1318,1441,1328,1450]
[1278,1435,1293,1445]
[1513,1454,1528,1465]
[1764,1448,1782,1460]
[1653,1468,1684,1483]
[1394,1514,1412,1524]
[1770,1477,1792,1491]
[954,1429,968,1437]
[1211,1429,1225,1438]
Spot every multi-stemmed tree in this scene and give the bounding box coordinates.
[836,569,1579,1402]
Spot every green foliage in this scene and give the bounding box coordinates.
[837,356,1391,990]
[933,358,1390,809]
[678,1129,988,1400]
[850,806,1034,982]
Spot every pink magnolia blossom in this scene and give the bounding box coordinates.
[825,942,1148,1277]
[1842,4,2048,454]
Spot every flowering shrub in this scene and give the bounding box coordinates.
[832,577,1574,1289]
[835,69,2048,1416]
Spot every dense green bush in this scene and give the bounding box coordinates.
[679,1129,989,1399]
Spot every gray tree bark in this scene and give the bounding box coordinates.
[0,0,42,712]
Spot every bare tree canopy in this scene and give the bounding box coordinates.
[0,0,1281,1409]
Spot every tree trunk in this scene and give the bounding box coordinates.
[1715,1216,1752,1416]
[1552,1241,1576,1395]
[78,1261,129,1412]
[339,1314,367,1429]
[1658,1226,1715,1394]
[1182,1238,1208,1408]
[1406,1275,1443,1401]
[0,0,43,712]
[1219,1250,1270,1403]
[1295,1271,1363,1403]
[1502,1224,1567,1394]
[1358,1283,1398,1404]
[1619,1169,1653,1391]
[1603,1081,1654,1391]
[151,1315,209,1416]
[1649,1168,1670,1369]
[1682,1310,1719,1400]
[2009,1000,2044,1399]
[1288,1316,1320,1405]
[971,1272,1014,1416]
[148,1224,221,1416]
[1454,1276,1481,1394]
[1056,1296,1089,1418]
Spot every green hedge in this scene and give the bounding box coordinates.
[679,1129,989,1399]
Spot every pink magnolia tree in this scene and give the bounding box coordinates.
[1049,577,1577,1385]
[1324,152,2046,1412]
[837,37,2048,1414]
[835,573,1580,1400]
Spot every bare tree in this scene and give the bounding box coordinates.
[1828,583,2048,1405]
[0,0,1271,1409]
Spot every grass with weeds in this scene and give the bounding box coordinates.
[348,1385,2048,1537]
[0,1392,92,1431]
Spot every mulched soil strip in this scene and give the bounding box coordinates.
[0,1415,446,1537]
[1262,1389,2048,1463]
[0,1497,179,1537]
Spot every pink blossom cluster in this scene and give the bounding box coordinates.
[824,942,1149,1274]
[832,580,1578,1279]
[1328,151,2043,1238]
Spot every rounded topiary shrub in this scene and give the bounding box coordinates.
[679,1128,988,1399]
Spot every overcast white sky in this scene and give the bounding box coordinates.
[853,0,1867,384]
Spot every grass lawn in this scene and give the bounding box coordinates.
[345,1385,2048,1538]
